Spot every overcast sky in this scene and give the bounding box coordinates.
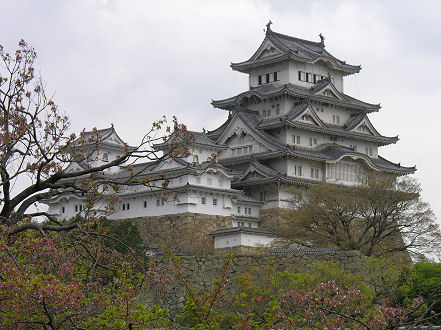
[1,0,440,222]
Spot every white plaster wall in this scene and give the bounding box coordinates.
[231,201,258,217]
[249,61,289,88]
[232,220,259,228]
[286,158,325,181]
[286,127,327,148]
[288,61,344,92]
[309,104,352,126]
[214,233,274,248]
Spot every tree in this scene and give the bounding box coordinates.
[0,40,192,328]
[0,39,193,234]
[280,176,441,259]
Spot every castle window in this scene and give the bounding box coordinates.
[201,197,206,205]
[365,147,373,156]
[75,205,78,212]
[212,198,217,206]
[267,109,271,116]
[61,207,65,214]
[237,148,242,155]
[218,179,223,187]
[161,199,165,206]
[193,155,199,163]
[258,75,262,85]
[231,149,236,156]
[122,204,125,210]
[263,110,267,117]
[248,146,253,153]
[237,206,241,213]
[265,73,270,83]
[330,136,337,142]
[292,135,301,145]
[259,191,267,202]
[273,71,278,81]
[248,207,251,214]
[327,163,364,183]
[196,176,201,183]
[144,201,147,208]
[294,165,302,176]
[244,207,247,214]
[309,138,317,146]
[350,145,357,152]
[299,71,307,81]
[156,199,160,206]
[248,223,252,227]
[332,115,340,124]
[310,168,319,179]
[207,178,212,185]
[102,153,108,162]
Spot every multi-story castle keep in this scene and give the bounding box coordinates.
[46,24,415,254]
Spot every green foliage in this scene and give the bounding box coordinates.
[408,261,441,324]
[100,217,147,256]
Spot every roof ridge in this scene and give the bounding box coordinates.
[269,30,323,48]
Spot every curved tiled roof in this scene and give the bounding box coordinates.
[220,145,416,175]
[230,28,361,75]
[212,80,380,113]
[154,131,228,151]
[256,103,397,146]
[210,226,277,236]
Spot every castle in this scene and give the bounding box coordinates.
[45,24,415,254]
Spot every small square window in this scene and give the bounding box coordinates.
[248,207,251,214]
[237,206,241,213]
[201,197,206,205]
[161,199,165,206]
[258,75,262,85]
[156,199,160,206]
[213,198,217,206]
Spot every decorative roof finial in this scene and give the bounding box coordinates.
[319,33,325,46]
[266,20,273,34]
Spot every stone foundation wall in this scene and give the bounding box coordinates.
[129,213,232,255]
[141,250,362,313]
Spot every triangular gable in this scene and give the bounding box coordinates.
[217,114,277,151]
[319,88,343,100]
[237,162,276,182]
[150,158,186,172]
[64,162,86,173]
[102,131,126,147]
[249,38,284,61]
[292,105,325,127]
[350,116,381,136]
[313,82,344,101]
